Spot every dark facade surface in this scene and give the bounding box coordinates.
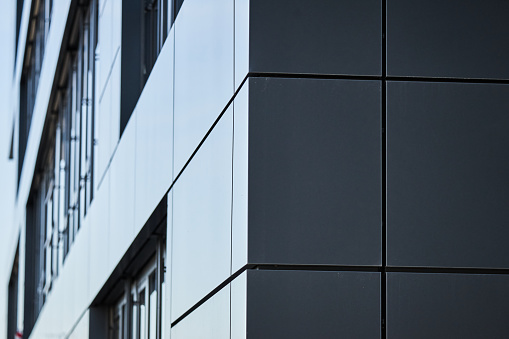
[387,273,509,338]
[241,0,509,337]
[249,0,382,75]
[383,0,509,337]
[248,77,381,266]
[387,82,509,268]
[387,0,509,79]
[247,270,381,338]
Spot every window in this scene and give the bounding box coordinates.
[7,247,19,339]
[109,240,166,339]
[54,0,98,258]
[15,0,23,60]
[173,0,183,23]
[142,0,168,84]
[19,0,53,187]
[120,0,168,135]
[26,130,60,319]
[23,2,98,333]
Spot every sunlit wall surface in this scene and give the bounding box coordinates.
[2,0,509,338]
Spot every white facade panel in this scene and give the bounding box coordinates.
[108,115,136,271]
[110,55,121,150]
[231,82,249,273]
[134,29,174,232]
[230,272,247,339]
[67,310,90,339]
[112,0,122,55]
[97,78,112,181]
[64,217,91,333]
[88,170,111,299]
[171,107,233,321]
[234,0,249,91]
[98,0,113,96]
[173,0,234,175]
[171,285,230,339]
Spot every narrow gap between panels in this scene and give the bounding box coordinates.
[249,72,382,81]
[385,75,509,85]
[252,264,381,273]
[386,266,509,275]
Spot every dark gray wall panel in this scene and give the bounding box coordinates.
[250,0,381,76]
[387,273,509,339]
[387,82,509,268]
[247,270,380,339]
[387,0,509,79]
[248,78,381,266]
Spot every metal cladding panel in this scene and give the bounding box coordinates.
[171,108,233,322]
[387,0,509,79]
[247,270,381,339]
[231,82,249,273]
[387,82,509,268]
[173,0,234,175]
[134,29,174,231]
[108,112,136,270]
[387,273,509,339]
[234,0,249,89]
[231,272,248,339]
[171,285,230,339]
[248,77,382,266]
[249,0,382,76]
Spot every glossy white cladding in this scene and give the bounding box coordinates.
[98,0,121,97]
[171,107,233,321]
[171,285,231,339]
[96,0,121,181]
[97,73,112,181]
[89,170,111,298]
[67,310,90,339]
[231,82,249,273]
[173,0,234,175]
[109,104,136,270]
[234,0,249,90]
[134,29,175,232]
[231,272,247,339]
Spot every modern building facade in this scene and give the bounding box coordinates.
[1,0,509,338]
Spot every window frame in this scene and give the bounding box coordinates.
[110,239,165,339]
